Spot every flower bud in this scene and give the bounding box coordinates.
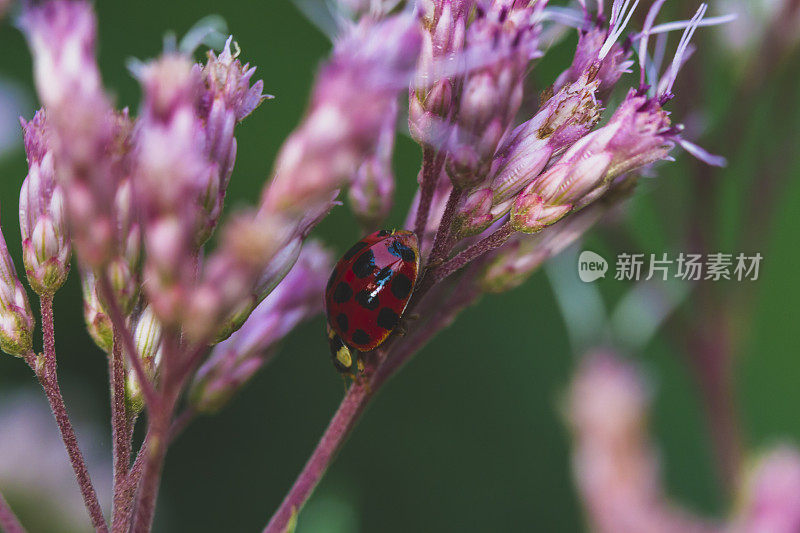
[454,188,494,236]
[0,225,35,357]
[509,187,571,234]
[21,1,124,269]
[348,99,397,229]
[196,37,269,244]
[81,270,113,353]
[19,111,71,295]
[190,241,331,413]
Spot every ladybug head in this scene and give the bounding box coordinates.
[327,326,364,376]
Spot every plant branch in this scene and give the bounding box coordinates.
[37,298,109,532]
[427,222,513,289]
[96,273,160,412]
[110,331,132,533]
[426,186,464,268]
[413,148,444,246]
[263,381,373,533]
[0,490,25,533]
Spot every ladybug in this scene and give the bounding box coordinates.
[325,229,420,376]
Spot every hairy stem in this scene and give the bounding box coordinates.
[263,382,373,533]
[38,297,108,532]
[426,186,464,268]
[428,222,513,288]
[131,404,173,533]
[97,274,159,412]
[110,332,132,533]
[413,148,444,247]
[0,490,25,533]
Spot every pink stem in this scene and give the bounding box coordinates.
[38,297,109,532]
[263,382,373,533]
[426,186,464,267]
[96,274,160,412]
[413,148,444,244]
[0,491,25,533]
[110,331,132,532]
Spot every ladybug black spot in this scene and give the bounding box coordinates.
[391,273,412,300]
[389,241,416,263]
[352,250,375,278]
[352,329,370,346]
[336,313,349,333]
[332,282,353,303]
[355,289,380,310]
[343,241,368,261]
[377,307,400,330]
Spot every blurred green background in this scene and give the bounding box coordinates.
[0,1,798,531]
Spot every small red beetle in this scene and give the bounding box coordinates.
[324,229,420,376]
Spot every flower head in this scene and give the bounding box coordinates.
[195,36,269,244]
[19,110,71,295]
[21,0,124,268]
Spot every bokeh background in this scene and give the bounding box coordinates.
[0,1,798,531]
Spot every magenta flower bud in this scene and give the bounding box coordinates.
[196,37,269,244]
[134,54,213,325]
[410,1,467,146]
[509,186,572,234]
[734,446,800,533]
[81,270,113,354]
[444,1,545,185]
[19,111,71,295]
[489,72,602,206]
[0,223,34,357]
[454,187,494,235]
[554,25,632,94]
[190,241,331,413]
[265,14,421,217]
[21,1,123,268]
[184,212,289,342]
[348,99,397,229]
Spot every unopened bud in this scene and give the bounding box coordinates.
[81,270,113,353]
[0,226,35,357]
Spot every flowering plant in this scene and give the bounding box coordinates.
[0,0,797,531]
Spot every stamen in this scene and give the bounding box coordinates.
[658,3,706,96]
[637,0,667,87]
[599,0,640,60]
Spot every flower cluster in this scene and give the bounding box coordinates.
[0,0,754,531]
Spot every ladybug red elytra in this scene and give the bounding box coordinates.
[325,229,420,376]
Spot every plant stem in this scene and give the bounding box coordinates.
[38,297,109,532]
[428,222,513,288]
[0,490,25,533]
[413,148,444,247]
[130,389,177,533]
[263,381,373,533]
[110,331,132,533]
[97,274,159,412]
[426,186,463,268]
